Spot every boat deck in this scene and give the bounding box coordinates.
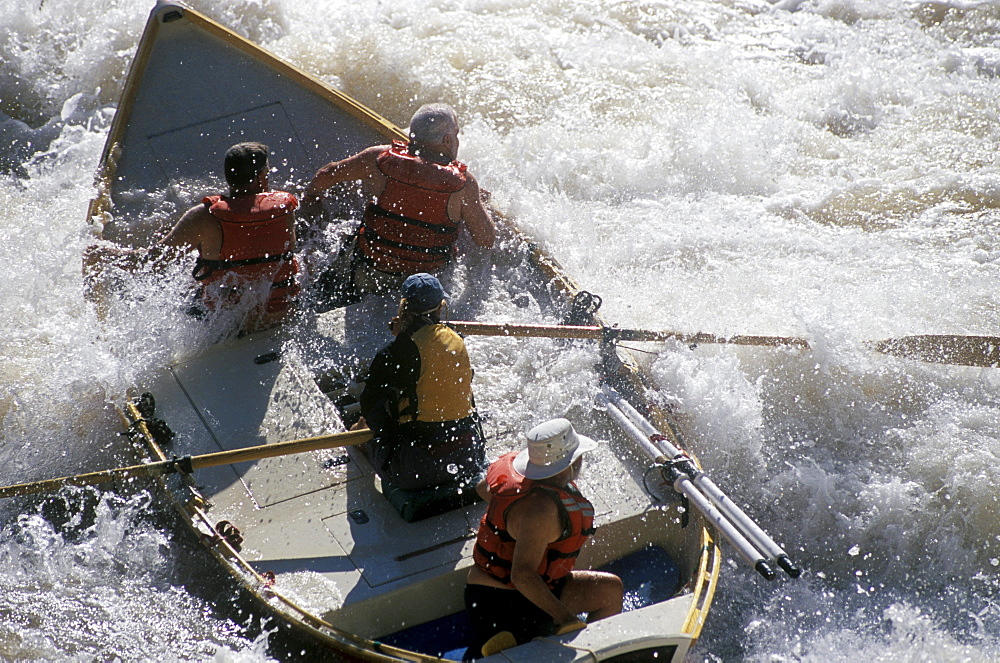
[139,328,703,652]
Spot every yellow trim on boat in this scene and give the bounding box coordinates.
[682,527,722,639]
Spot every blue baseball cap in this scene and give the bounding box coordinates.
[401,273,448,312]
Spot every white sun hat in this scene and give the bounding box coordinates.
[512,418,598,480]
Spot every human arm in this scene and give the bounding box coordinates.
[159,202,220,257]
[475,477,492,503]
[459,173,496,248]
[303,145,386,204]
[83,202,208,274]
[506,492,586,630]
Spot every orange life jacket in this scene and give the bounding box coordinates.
[473,452,596,589]
[358,140,467,275]
[197,191,299,316]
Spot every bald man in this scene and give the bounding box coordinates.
[304,103,495,309]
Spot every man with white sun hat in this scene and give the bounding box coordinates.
[464,419,624,657]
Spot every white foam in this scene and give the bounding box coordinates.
[2,0,999,659]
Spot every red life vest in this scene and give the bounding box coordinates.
[197,191,299,316]
[358,140,467,275]
[473,452,596,589]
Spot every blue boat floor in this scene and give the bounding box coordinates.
[377,545,682,661]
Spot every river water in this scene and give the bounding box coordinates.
[2,0,999,660]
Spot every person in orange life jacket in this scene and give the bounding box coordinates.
[354,273,486,491]
[464,419,623,657]
[302,104,495,310]
[84,142,299,334]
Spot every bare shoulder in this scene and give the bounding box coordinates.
[509,488,560,521]
[161,199,217,250]
[363,144,390,158]
[349,145,389,168]
[178,200,214,227]
[507,488,562,540]
[462,169,481,192]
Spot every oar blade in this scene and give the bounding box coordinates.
[873,335,1000,368]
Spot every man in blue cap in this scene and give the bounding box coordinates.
[357,272,486,491]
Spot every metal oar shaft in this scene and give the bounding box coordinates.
[686,473,800,578]
[601,385,800,579]
[594,393,666,463]
[600,385,681,455]
[602,384,796,574]
[598,394,775,580]
[602,385,801,578]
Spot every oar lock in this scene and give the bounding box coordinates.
[163,455,195,476]
[126,393,176,447]
[657,455,697,486]
[563,290,603,326]
[202,519,244,552]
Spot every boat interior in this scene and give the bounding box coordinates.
[136,322,706,660]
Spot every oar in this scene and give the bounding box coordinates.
[597,390,776,580]
[598,385,801,580]
[450,321,809,348]
[0,429,372,500]
[869,335,1000,368]
[449,321,1000,368]
[601,384,800,579]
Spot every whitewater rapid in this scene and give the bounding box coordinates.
[2,0,999,660]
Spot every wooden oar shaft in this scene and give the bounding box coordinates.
[452,321,1000,368]
[0,462,172,499]
[450,321,604,340]
[449,321,811,349]
[0,429,372,500]
[189,429,372,470]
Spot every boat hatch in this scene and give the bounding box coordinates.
[101,2,400,245]
[165,333,355,506]
[321,486,481,588]
[146,101,309,188]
